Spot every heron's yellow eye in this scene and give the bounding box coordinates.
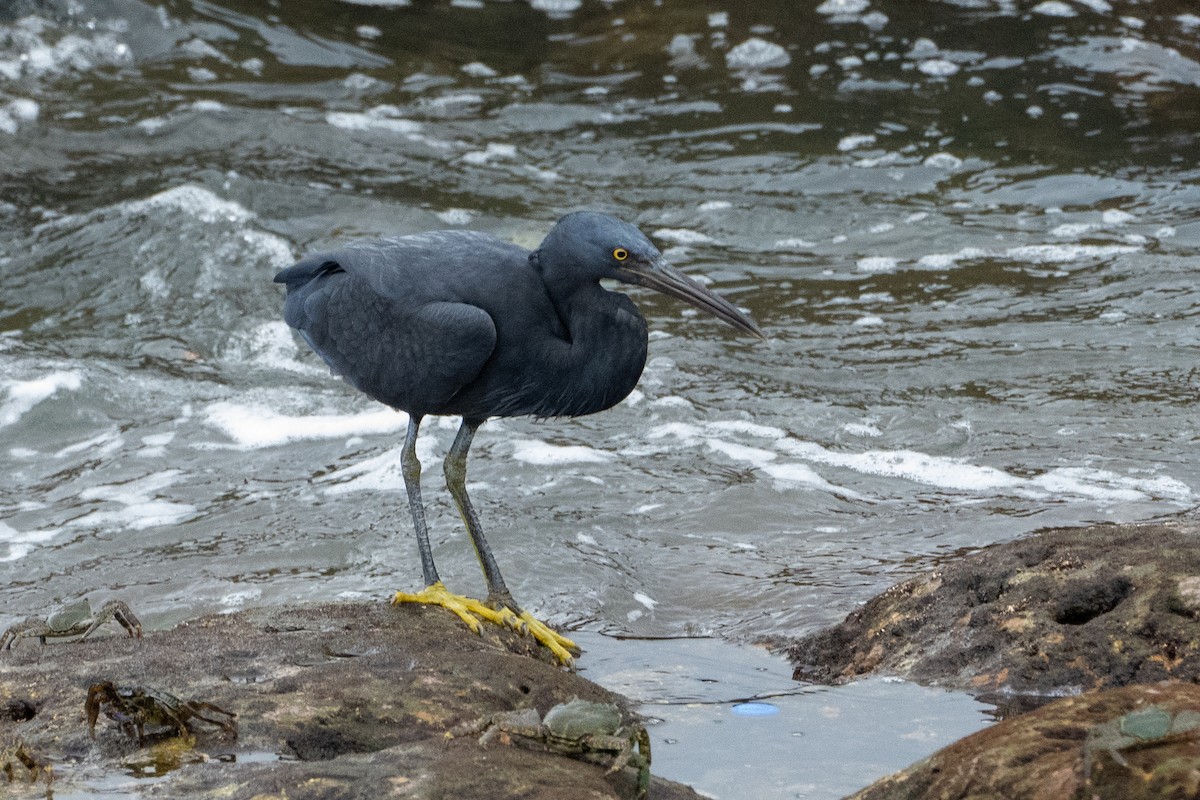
[612,247,629,262]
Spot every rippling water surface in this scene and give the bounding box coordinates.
[2,0,1198,796]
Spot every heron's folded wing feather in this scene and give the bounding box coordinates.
[284,261,497,414]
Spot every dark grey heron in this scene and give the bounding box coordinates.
[275,211,763,664]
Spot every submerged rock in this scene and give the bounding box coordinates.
[0,602,701,800]
[848,682,1200,800]
[787,520,1200,706]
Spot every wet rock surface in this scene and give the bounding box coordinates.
[787,520,1200,705]
[0,602,701,799]
[847,682,1200,800]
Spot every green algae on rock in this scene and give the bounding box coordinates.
[847,682,1200,800]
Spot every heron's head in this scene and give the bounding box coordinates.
[537,211,763,338]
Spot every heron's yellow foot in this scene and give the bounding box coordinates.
[392,582,519,634]
[518,609,580,667]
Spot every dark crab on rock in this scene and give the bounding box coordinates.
[86,681,237,744]
[1,735,51,789]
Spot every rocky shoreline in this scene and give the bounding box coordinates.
[1,601,701,800]
[786,518,1200,798]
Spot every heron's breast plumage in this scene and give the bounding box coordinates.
[277,229,651,422]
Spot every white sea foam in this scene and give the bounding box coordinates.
[652,228,716,245]
[782,440,1023,492]
[923,152,963,169]
[725,38,791,70]
[530,0,581,15]
[646,421,706,445]
[137,431,176,459]
[324,448,403,495]
[461,61,497,78]
[843,422,883,437]
[73,470,197,531]
[220,321,323,375]
[218,589,262,608]
[1003,243,1140,263]
[203,402,408,449]
[857,256,897,272]
[0,521,60,562]
[861,11,889,28]
[705,438,778,466]
[0,18,132,82]
[1050,222,1097,237]
[0,98,39,135]
[773,237,817,250]
[435,208,475,225]
[0,371,82,428]
[55,428,123,459]
[918,59,959,77]
[425,92,484,108]
[778,438,1191,503]
[632,592,658,610]
[122,184,254,225]
[511,440,614,465]
[816,0,870,14]
[708,420,788,439]
[1101,209,1135,225]
[704,436,865,497]
[838,134,877,151]
[462,142,518,165]
[761,462,859,495]
[326,106,421,134]
[1033,1,1077,16]
[912,242,1139,271]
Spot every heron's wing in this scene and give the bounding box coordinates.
[276,238,502,414]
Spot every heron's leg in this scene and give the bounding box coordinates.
[392,415,515,633]
[401,415,440,587]
[443,419,512,606]
[444,418,579,664]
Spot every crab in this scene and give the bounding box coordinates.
[1,599,142,650]
[1,735,51,793]
[452,698,651,798]
[1083,704,1200,780]
[85,681,237,744]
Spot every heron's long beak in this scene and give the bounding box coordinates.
[617,257,765,339]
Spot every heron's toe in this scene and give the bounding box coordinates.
[392,582,510,635]
[517,610,579,667]
[391,583,578,666]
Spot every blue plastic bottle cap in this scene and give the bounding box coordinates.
[730,702,780,717]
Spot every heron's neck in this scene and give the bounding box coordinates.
[532,253,648,415]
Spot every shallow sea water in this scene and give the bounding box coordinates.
[2,0,1198,797]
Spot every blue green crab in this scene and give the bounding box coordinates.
[453,698,651,798]
[1,599,141,649]
[1083,704,1200,780]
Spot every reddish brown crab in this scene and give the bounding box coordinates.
[85,681,237,744]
